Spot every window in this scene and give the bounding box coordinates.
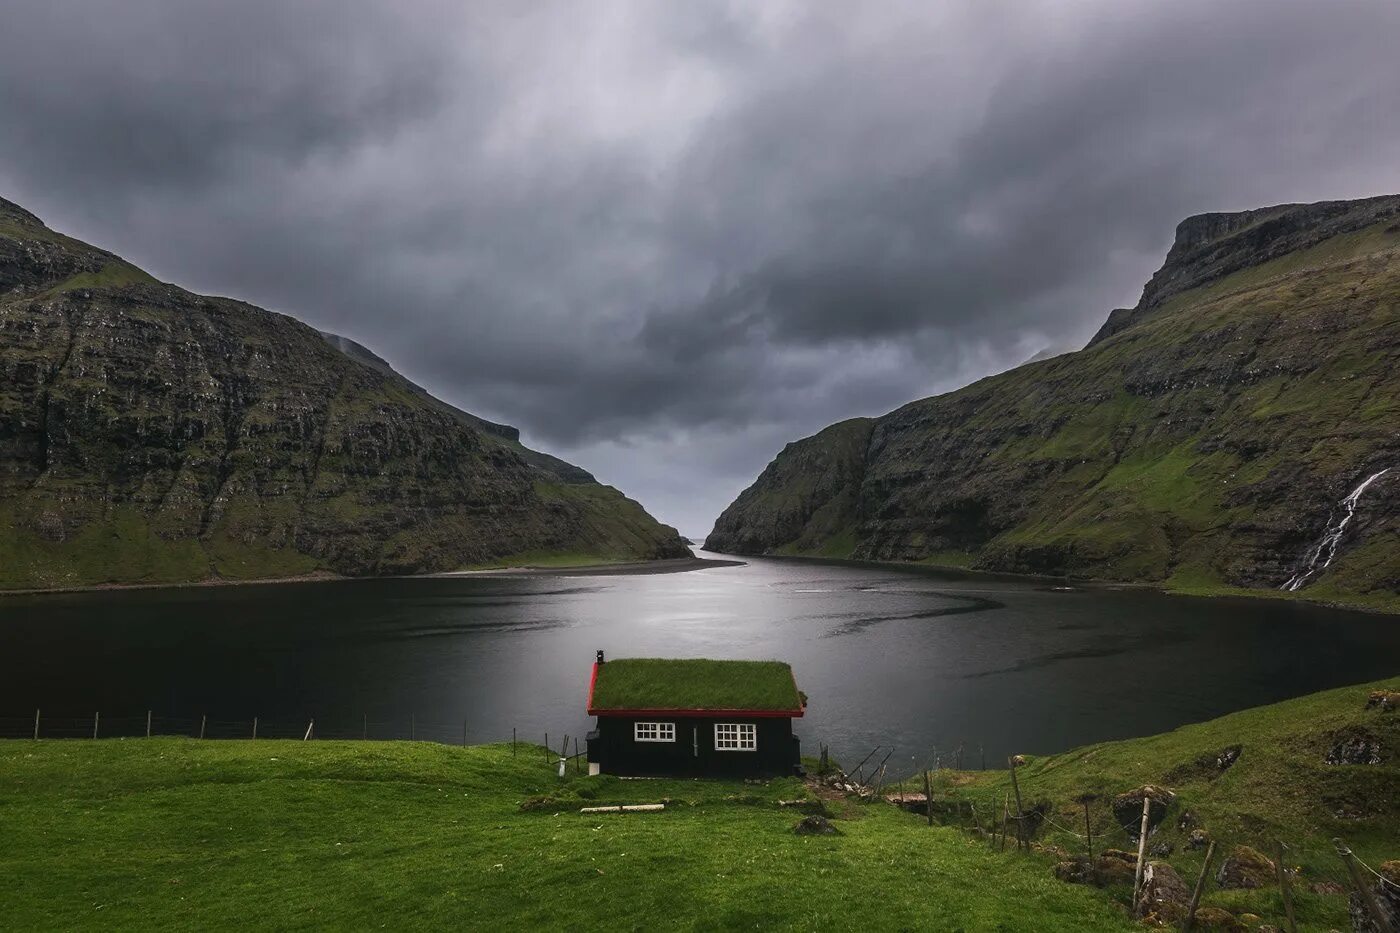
[714,723,757,751]
[634,722,675,743]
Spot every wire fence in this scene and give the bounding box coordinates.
[0,711,551,748]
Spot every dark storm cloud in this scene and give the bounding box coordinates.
[2,0,1399,534]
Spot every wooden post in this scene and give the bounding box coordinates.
[923,770,934,827]
[1083,799,1095,880]
[463,720,468,746]
[410,714,415,741]
[1275,840,1297,933]
[573,737,580,774]
[1182,840,1217,932]
[544,733,549,764]
[1007,757,1026,851]
[955,743,964,770]
[92,711,100,739]
[512,727,516,756]
[303,719,314,741]
[199,715,206,740]
[146,710,152,738]
[1132,796,1152,907]
[33,709,39,741]
[252,716,258,739]
[363,714,368,741]
[998,794,1010,852]
[1335,837,1397,933]
[979,744,985,771]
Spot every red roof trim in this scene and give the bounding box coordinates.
[586,661,600,712]
[588,706,803,718]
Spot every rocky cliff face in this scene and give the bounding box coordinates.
[0,197,687,589]
[707,196,1400,610]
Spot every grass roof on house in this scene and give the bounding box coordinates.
[589,658,802,712]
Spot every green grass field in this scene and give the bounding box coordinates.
[0,739,1131,931]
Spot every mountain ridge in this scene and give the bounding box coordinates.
[0,196,688,590]
[707,195,1400,611]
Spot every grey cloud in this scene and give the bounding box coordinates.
[2,0,1399,535]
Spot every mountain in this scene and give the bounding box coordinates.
[707,195,1400,610]
[0,197,688,589]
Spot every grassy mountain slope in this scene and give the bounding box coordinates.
[0,197,688,590]
[925,675,1400,931]
[707,196,1400,610]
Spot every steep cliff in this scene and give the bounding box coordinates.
[0,197,688,589]
[707,196,1400,609]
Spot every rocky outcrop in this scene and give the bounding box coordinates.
[705,195,1400,609]
[1215,845,1276,889]
[0,196,688,589]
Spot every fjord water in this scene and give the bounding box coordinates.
[3,552,1398,768]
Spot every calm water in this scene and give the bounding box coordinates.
[3,551,1398,771]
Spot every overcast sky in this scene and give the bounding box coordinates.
[3,1,1399,536]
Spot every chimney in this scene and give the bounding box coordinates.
[596,649,606,665]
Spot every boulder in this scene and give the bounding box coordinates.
[1094,853,1138,885]
[1136,860,1190,923]
[1365,690,1399,712]
[1113,785,1176,839]
[1216,845,1276,889]
[1325,727,1384,765]
[1150,840,1175,858]
[1191,906,1246,930]
[792,815,842,836]
[1054,856,1093,885]
[1186,829,1212,850]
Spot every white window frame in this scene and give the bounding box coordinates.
[714,723,757,752]
[633,721,675,743]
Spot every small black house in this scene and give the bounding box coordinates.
[584,652,805,779]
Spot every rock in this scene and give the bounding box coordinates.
[1187,829,1212,850]
[1310,880,1347,895]
[1366,690,1399,712]
[1054,857,1093,885]
[1191,906,1246,930]
[1150,840,1175,858]
[1113,785,1176,839]
[1325,727,1384,765]
[1216,845,1276,889]
[1136,861,1190,922]
[1094,853,1138,885]
[793,815,842,836]
[1238,914,1262,926]
[1165,745,1243,783]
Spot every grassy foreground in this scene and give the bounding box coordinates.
[920,675,1400,930]
[0,740,1131,931]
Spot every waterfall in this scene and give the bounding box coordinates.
[1281,467,1392,591]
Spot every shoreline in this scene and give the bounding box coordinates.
[705,548,1400,617]
[0,555,745,598]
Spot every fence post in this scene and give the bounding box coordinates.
[1335,837,1397,933]
[92,711,100,740]
[998,793,1010,851]
[303,719,314,741]
[923,769,934,827]
[512,727,516,756]
[363,714,368,741]
[979,744,985,771]
[1007,757,1026,851]
[33,709,40,741]
[410,714,415,741]
[252,716,258,739]
[544,733,549,763]
[199,715,206,740]
[1275,840,1297,933]
[1132,796,1152,908]
[463,720,468,746]
[146,710,152,738]
[1183,840,1217,931]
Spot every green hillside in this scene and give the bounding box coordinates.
[0,196,688,590]
[707,196,1400,612]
